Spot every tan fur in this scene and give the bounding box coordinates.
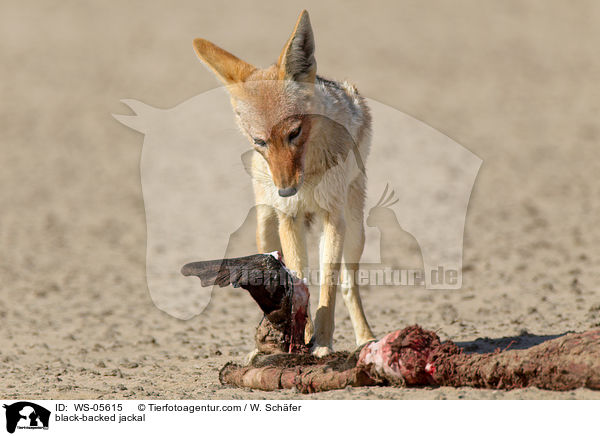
[193,10,374,355]
[192,38,255,84]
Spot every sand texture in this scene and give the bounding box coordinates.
[1,1,600,399]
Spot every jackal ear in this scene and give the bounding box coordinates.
[277,10,316,83]
[193,38,256,85]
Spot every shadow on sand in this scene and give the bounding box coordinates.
[456,332,571,354]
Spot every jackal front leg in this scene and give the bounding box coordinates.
[255,204,281,254]
[312,212,345,357]
[277,212,312,343]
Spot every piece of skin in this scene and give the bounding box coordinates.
[182,252,309,354]
[220,325,600,392]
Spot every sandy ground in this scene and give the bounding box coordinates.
[2,0,600,399]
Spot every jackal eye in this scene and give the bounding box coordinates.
[288,126,301,142]
[253,138,267,146]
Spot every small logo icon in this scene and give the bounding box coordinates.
[3,402,50,434]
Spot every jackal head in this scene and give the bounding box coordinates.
[193,10,317,197]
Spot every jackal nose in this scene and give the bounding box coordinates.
[278,186,298,197]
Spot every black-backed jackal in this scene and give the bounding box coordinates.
[193,10,374,356]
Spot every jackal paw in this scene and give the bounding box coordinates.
[311,344,333,357]
[356,335,376,346]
